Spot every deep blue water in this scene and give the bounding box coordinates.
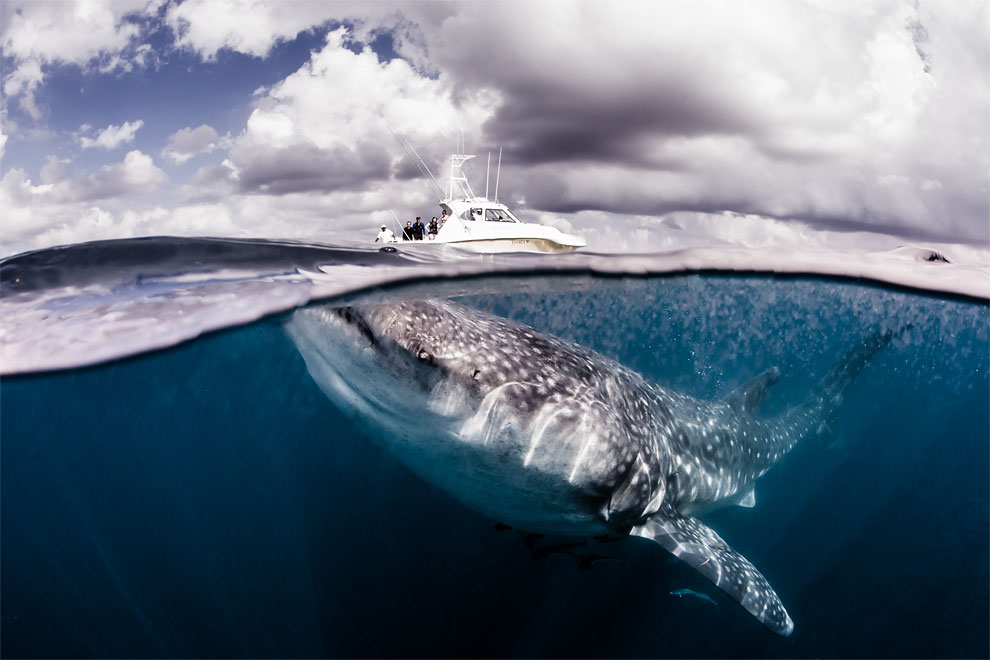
[2,274,988,658]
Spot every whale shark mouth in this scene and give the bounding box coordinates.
[317,303,453,397]
[328,306,378,348]
[324,302,467,380]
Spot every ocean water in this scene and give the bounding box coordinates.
[1,243,988,658]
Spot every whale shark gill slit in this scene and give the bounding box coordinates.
[285,299,896,637]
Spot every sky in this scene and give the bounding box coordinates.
[1,0,988,259]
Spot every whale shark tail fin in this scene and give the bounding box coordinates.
[813,328,900,447]
[725,367,781,415]
[820,329,897,400]
[631,504,793,636]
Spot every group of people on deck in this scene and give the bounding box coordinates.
[375,210,449,244]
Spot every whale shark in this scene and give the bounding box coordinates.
[286,298,895,636]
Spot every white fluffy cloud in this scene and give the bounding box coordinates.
[1,150,169,253]
[2,59,46,119]
[79,120,144,150]
[1,0,148,63]
[162,0,444,65]
[0,150,182,254]
[79,150,168,200]
[165,0,337,59]
[1,0,156,119]
[163,124,219,163]
[3,149,166,205]
[185,27,494,228]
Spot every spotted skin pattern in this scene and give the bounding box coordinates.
[286,299,893,637]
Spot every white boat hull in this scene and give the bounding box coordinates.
[437,236,582,254]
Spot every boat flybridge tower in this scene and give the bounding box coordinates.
[446,154,476,201]
[386,125,585,253]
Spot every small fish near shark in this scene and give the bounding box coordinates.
[286,298,896,636]
[670,588,720,609]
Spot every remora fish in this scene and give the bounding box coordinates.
[670,588,720,608]
[286,299,894,636]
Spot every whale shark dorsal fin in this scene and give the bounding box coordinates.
[725,367,780,415]
[738,486,755,508]
[631,505,793,636]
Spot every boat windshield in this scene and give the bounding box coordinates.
[484,208,518,223]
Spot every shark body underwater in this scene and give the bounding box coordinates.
[286,298,895,636]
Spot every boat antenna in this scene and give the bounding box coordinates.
[494,147,502,202]
[485,151,491,200]
[389,210,403,235]
[385,121,444,201]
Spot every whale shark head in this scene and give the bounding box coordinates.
[285,302,457,427]
[324,300,561,395]
[286,300,537,413]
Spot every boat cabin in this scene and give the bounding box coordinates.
[439,200,521,224]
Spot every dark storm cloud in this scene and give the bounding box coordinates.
[393,2,988,247]
[230,140,391,195]
[482,80,753,168]
[517,169,744,217]
[392,154,426,181]
[422,5,766,171]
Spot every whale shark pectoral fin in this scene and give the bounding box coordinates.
[630,507,793,636]
[738,486,755,508]
[726,367,780,415]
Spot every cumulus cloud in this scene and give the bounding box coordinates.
[0,151,174,254]
[79,120,144,150]
[2,150,166,211]
[2,59,46,120]
[162,0,448,66]
[1,0,146,63]
[160,26,484,240]
[76,150,168,200]
[0,202,246,257]
[162,124,219,163]
[1,0,156,120]
[211,27,491,202]
[165,0,337,59]
[229,140,392,195]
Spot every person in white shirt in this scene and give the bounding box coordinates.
[375,225,397,243]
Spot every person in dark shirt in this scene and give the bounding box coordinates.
[402,221,414,241]
[428,217,439,238]
[413,216,425,240]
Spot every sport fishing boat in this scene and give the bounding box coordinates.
[388,133,586,253]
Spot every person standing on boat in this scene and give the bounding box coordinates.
[375,225,397,243]
[440,209,449,228]
[413,216,425,240]
[402,221,414,241]
[428,217,439,238]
